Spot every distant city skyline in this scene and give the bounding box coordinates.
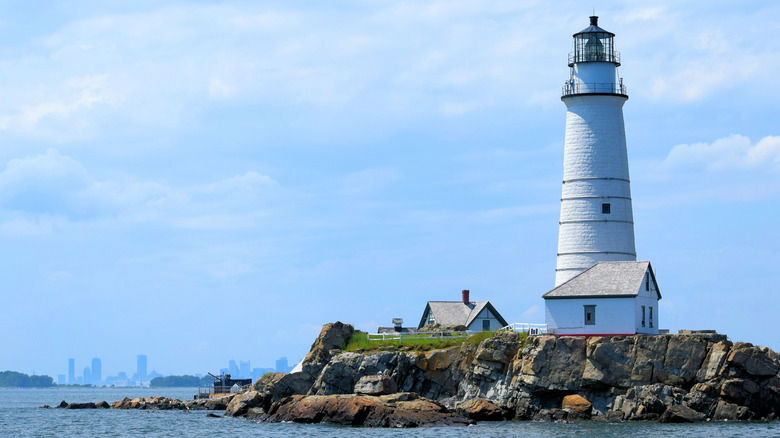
[56,355,296,385]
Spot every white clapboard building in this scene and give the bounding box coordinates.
[544,16,660,335]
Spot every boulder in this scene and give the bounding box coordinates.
[658,405,706,423]
[66,402,96,409]
[712,400,754,421]
[57,400,68,408]
[225,391,265,417]
[303,322,354,365]
[95,401,110,409]
[474,331,522,367]
[264,393,474,427]
[727,345,780,377]
[456,398,507,421]
[533,408,569,422]
[562,394,592,418]
[353,375,398,396]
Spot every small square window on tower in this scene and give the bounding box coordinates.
[602,203,611,214]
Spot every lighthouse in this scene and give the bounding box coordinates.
[542,16,661,336]
[555,16,635,287]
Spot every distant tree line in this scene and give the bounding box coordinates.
[0,371,54,387]
[149,375,213,387]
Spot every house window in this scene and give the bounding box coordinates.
[602,203,611,214]
[645,274,650,291]
[584,305,596,326]
[482,320,491,331]
[649,307,654,328]
[641,306,645,328]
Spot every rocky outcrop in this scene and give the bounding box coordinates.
[247,324,780,424]
[262,393,474,427]
[52,324,780,426]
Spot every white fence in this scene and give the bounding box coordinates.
[367,331,473,343]
[500,323,549,335]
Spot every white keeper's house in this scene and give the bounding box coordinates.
[543,16,661,335]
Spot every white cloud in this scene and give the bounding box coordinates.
[663,134,780,171]
[0,149,279,227]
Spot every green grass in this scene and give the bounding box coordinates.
[343,330,502,353]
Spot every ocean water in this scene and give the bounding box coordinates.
[1,387,779,437]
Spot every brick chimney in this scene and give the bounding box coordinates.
[462,289,470,304]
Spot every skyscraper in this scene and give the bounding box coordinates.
[137,355,148,380]
[68,358,75,384]
[91,358,102,385]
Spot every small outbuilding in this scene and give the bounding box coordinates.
[418,290,508,332]
[543,261,660,335]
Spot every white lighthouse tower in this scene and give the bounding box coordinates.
[543,17,661,336]
[555,16,635,287]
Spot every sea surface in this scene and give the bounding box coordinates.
[1,387,778,437]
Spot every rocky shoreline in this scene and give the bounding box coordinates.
[53,322,780,427]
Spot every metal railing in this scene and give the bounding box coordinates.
[499,323,549,335]
[367,331,473,343]
[562,81,627,97]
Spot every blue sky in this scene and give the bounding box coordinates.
[1,1,779,378]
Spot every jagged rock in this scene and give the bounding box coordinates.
[712,400,754,421]
[683,383,718,417]
[720,378,760,407]
[456,397,508,421]
[610,384,686,419]
[354,375,398,395]
[39,405,51,409]
[66,402,96,409]
[659,405,705,423]
[203,396,233,410]
[562,394,592,418]
[225,391,264,417]
[593,411,625,422]
[521,335,587,391]
[696,341,731,382]
[727,345,780,377]
[95,401,110,409]
[57,400,68,408]
[583,336,637,388]
[112,396,187,410]
[533,408,569,422]
[656,335,708,386]
[474,332,522,366]
[303,322,354,365]
[263,393,474,427]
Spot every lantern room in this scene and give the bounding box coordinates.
[568,16,620,67]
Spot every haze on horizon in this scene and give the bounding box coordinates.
[1,0,778,378]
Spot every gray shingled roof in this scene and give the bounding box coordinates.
[543,261,661,299]
[418,301,508,329]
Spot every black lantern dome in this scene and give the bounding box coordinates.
[568,16,620,67]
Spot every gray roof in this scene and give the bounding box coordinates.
[418,301,508,329]
[543,261,661,300]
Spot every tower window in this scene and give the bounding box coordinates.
[584,305,596,326]
[602,203,611,214]
[649,307,654,328]
[641,306,645,327]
